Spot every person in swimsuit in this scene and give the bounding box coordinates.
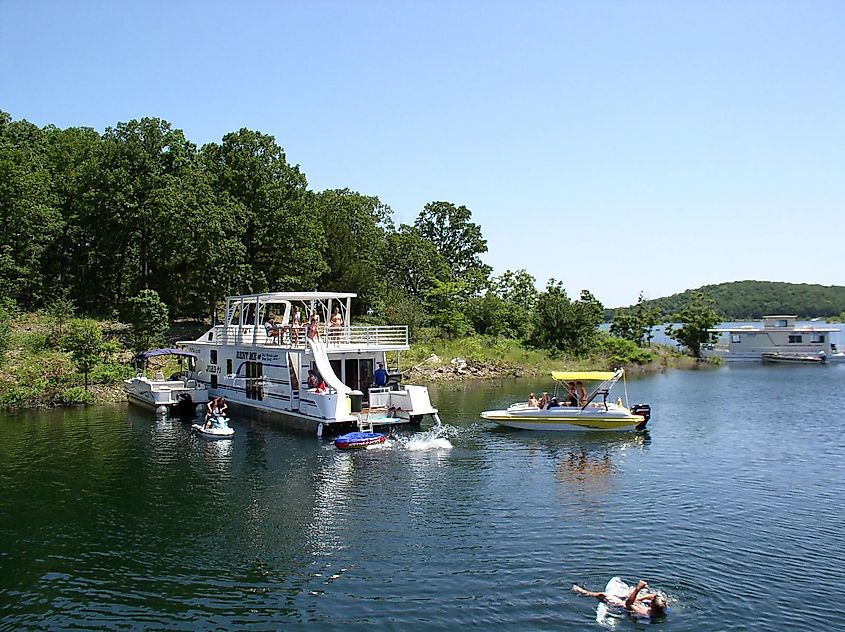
[572,580,667,619]
[329,306,343,344]
[291,306,302,345]
[306,313,321,341]
[576,381,588,406]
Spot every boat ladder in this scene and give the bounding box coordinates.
[357,414,375,433]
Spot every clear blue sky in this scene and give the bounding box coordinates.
[2,0,843,307]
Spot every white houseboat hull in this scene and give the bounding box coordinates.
[177,291,439,435]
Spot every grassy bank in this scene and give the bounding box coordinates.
[0,314,706,411]
[397,333,703,383]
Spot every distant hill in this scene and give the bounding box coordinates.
[611,281,845,320]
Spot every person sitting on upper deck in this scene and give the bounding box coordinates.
[264,316,281,343]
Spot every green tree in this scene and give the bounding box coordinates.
[424,279,474,338]
[0,303,11,365]
[82,117,198,310]
[45,291,77,343]
[40,125,103,308]
[150,167,246,318]
[313,188,393,313]
[665,291,720,357]
[384,225,451,298]
[126,289,169,352]
[0,114,63,309]
[531,282,604,354]
[469,269,537,340]
[610,292,660,346]
[202,128,326,293]
[414,201,491,294]
[64,319,105,390]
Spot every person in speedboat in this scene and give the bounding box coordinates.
[576,381,588,406]
[572,580,667,619]
[566,382,578,406]
[527,392,539,408]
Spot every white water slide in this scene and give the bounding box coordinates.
[306,338,352,395]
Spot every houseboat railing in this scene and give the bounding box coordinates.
[206,324,410,348]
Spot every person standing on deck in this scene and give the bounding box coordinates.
[291,306,302,345]
[374,362,388,387]
[307,313,321,341]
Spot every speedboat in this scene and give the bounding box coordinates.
[191,414,235,439]
[480,369,651,432]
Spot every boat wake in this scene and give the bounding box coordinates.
[395,425,455,451]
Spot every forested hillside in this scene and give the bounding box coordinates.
[0,110,609,355]
[620,281,845,320]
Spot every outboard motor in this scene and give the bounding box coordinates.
[175,392,194,418]
[630,403,651,430]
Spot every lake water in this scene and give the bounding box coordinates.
[2,364,844,630]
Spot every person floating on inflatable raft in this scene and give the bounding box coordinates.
[572,579,667,619]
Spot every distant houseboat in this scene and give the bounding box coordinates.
[177,291,439,436]
[702,315,840,361]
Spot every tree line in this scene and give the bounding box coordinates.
[0,110,616,353]
[1,110,727,361]
[613,281,845,321]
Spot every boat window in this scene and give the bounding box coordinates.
[210,350,218,364]
[776,319,788,328]
[211,375,218,389]
[788,334,803,343]
[811,333,825,343]
[227,359,233,375]
[731,334,741,343]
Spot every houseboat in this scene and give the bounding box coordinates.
[177,291,440,435]
[701,315,841,361]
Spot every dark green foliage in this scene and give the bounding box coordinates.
[610,292,660,346]
[384,226,451,298]
[125,289,169,352]
[0,305,11,364]
[597,333,656,367]
[313,188,392,314]
[614,281,845,320]
[89,362,135,385]
[665,292,721,358]
[530,281,605,354]
[63,319,107,390]
[60,386,95,406]
[468,270,538,340]
[414,201,492,296]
